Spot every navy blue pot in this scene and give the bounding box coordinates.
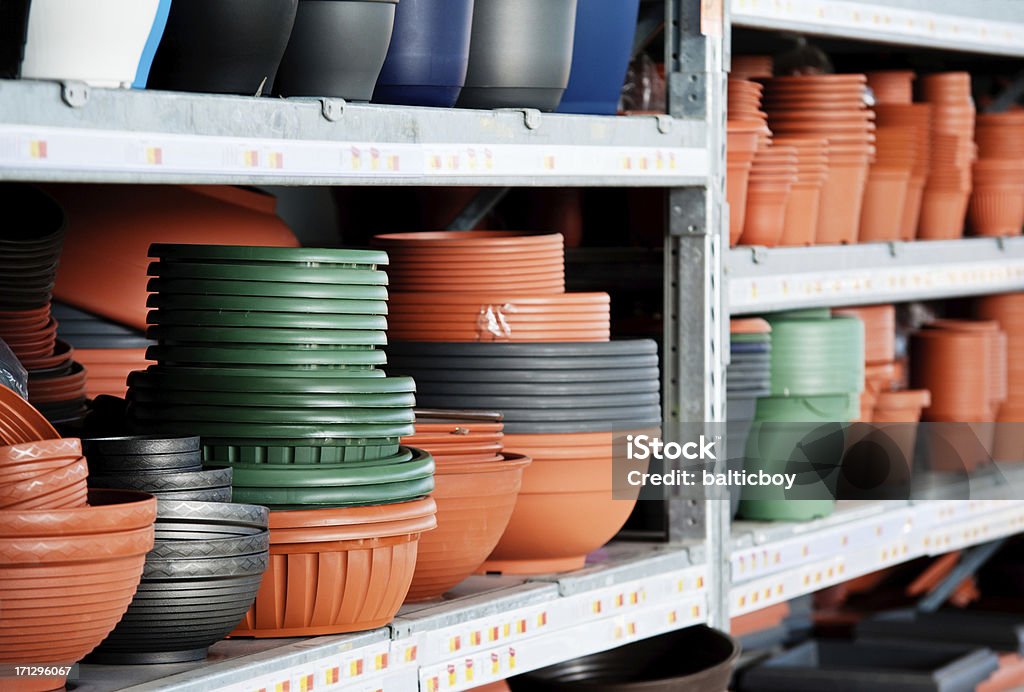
[557,0,640,115]
[373,0,474,107]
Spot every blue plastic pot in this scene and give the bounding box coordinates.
[373,0,474,107]
[557,0,640,115]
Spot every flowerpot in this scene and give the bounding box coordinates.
[275,0,398,101]
[778,182,821,246]
[858,168,911,242]
[0,457,87,510]
[148,0,298,95]
[405,453,530,601]
[20,0,160,88]
[918,188,970,241]
[373,0,474,107]
[970,186,1024,237]
[728,163,754,246]
[867,70,915,104]
[900,176,927,239]
[739,184,790,247]
[556,0,640,115]
[512,626,739,691]
[910,329,991,421]
[232,497,436,637]
[458,0,578,111]
[833,304,895,365]
[0,386,58,445]
[815,160,870,244]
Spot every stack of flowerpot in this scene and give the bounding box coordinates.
[88,500,270,664]
[401,410,532,601]
[374,231,610,341]
[388,340,660,574]
[728,319,772,517]
[53,302,153,398]
[858,126,918,242]
[867,70,915,105]
[0,484,156,691]
[732,55,773,81]
[83,436,232,502]
[0,184,89,428]
[0,436,87,511]
[761,74,874,245]
[739,309,864,521]
[918,72,976,240]
[910,319,1006,471]
[873,101,932,237]
[727,79,771,245]
[773,136,829,246]
[970,112,1024,237]
[128,243,437,637]
[976,293,1024,459]
[739,144,798,247]
[0,376,60,445]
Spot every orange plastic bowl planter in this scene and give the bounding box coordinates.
[233,498,436,638]
[405,453,531,602]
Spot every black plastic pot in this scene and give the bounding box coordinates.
[275,0,399,101]
[88,467,232,492]
[147,0,299,95]
[85,450,203,474]
[513,625,739,691]
[458,0,578,111]
[737,640,998,692]
[83,435,200,456]
[856,609,1024,652]
[406,379,660,397]
[397,366,661,385]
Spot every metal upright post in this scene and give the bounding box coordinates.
[663,0,730,628]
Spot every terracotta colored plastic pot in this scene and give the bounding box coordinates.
[0,386,59,445]
[918,189,969,240]
[233,497,436,637]
[926,319,1007,407]
[970,185,1024,237]
[867,70,915,104]
[814,160,870,244]
[778,182,822,246]
[901,176,927,239]
[480,433,640,574]
[874,389,931,424]
[728,161,754,246]
[833,305,895,365]
[739,183,791,247]
[406,453,530,602]
[858,168,911,242]
[0,457,87,510]
[911,329,993,421]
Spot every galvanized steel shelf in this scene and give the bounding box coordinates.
[732,0,1024,56]
[73,542,707,692]
[0,79,709,187]
[727,238,1024,314]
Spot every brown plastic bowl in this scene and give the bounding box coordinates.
[0,458,88,510]
[0,489,156,535]
[0,387,59,445]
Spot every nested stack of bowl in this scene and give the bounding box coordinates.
[858,126,918,242]
[728,79,772,245]
[373,231,610,341]
[772,136,829,246]
[976,293,1024,460]
[0,437,88,512]
[128,243,437,637]
[728,319,772,517]
[0,184,88,428]
[761,74,875,245]
[970,112,1024,237]
[866,70,915,105]
[739,144,798,247]
[83,435,232,502]
[873,102,932,238]
[918,72,976,240]
[0,488,156,691]
[89,500,268,664]
[388,340,660,573]
[53,302,153,398]
[401,410,531,601]
[739,309,864,522]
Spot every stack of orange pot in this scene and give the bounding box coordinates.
[976,293,1024,460]
[867,70,916,105]
[918,72,976,239]
[400,411,531,602]
[739,144,798,247]
[773,136,828,246]
[762,74,874,244]
[727,79,771,245]
[970,112,1024,237]
[732,55,773,81]
[858,126,918,242]
[374,232,610,341]
[874,101,932,237]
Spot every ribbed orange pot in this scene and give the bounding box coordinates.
[970,185,1024,237]
[233,498,436,638]
[480,433,642,575]
[405,454,531,602]
[918,189,970,240]
[833,305,895,365]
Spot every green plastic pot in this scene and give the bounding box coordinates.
[205,446,414,470]
[147,310,389,331]
[129,388,416,409]
[230,475,434,507]
[147,293,388,315]
[146,278,388,301]
[128,402,415,425]
[146,345,387,367]
[202,438,401,464]
[129,370,410,394]
[149,244,389,267]
[146,325,387,347]
[134,365,388,382]
[768,316,864,397]
[755,394,859,421]
[133,420,415,439]
[210,447,433,488]
[147,261,389,285]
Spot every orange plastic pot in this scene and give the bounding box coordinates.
[911,330,992,421]
[0,387,59,445]
[406,453,531,602]
[970,186,1024,237]
[901,176,927,239]
[0,438,81,466]
[833,305,895,365]
[480,433,641,575]
[867,70,915,104]
[732,56,773,80]
[815,160,870,244]
[918,188,970,240]
[233,498,436,638]
[8,482,88,511]
[731,317,771,334]
[778,182,822,246]
[372,231,562,250]
[873,389,931,423]
[858,168,911,243]
[739,183,791,247]
[728,161,753,246]
[926,319,1007,406]
[0,457,87,510]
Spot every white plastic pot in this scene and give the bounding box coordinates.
[21,0,161,88]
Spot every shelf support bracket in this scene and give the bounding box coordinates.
[917,539,1005,613]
